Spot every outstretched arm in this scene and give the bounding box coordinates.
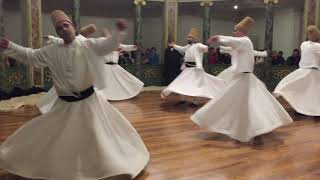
[43,35,63,46]
[0,38,48,68]
[253,50,267,57]
[119,44,137,52]
[173,44,189,54]
[85,20,128,56]
[208,35,243,49]
[168,41,188,54]
[219,46,233,54]
[198,43,208,53]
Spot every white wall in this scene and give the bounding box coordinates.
[177,15,234,45]
[3,7,303,59]
[3,10,22,45]
[247,7,303,57]
[141,17,163,54]
[273,8,303,57]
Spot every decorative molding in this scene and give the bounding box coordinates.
[21,0,43,87]
[200,0,213,7]
[162,0,178,64]
[264,0,279,4]
[133,0,147,6]
[0,64,299,93]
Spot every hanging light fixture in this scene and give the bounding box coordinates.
[233,0,238,10]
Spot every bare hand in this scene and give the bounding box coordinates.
[0,38,9,50]
[115,19,128,31]
[168,41,175,48]
[207,36,219,44]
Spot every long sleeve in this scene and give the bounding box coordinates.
[253,50,267,57]
[173,44,188,54]
[119,44,137,52]
[198,43,208,53]
[44,35,64,46]
[2,41,49,68]
[219,46,233,54]
[85,30,126,56]
[218,36,243,49]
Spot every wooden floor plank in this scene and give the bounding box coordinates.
[0,91,319,180]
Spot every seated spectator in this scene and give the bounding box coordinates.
[119,52,134,65]
[277,51,285,65]
[142,49,151,64]
[272,51,285,65]
[286,48,301,66]
[207,47,217,65]
[148,47,160,65]
[123,52,133,64]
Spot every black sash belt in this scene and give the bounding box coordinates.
[105,62,117,65]
[185,62,196,68]
[59,86,94,102]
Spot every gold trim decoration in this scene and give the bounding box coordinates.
[200,0,214,6]
[264,0,279,4]
[134,0,147,6]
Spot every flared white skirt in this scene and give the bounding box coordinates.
[161,67,226,99]
[191,73,292,142]
[0,91,149,180]
[37,65,144,114]
[274,68,320,116]
[98,65,144,101]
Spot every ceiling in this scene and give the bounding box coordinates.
[3,0,304,17]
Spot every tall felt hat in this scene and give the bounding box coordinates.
[307,25,320,42]
[188,28,199,39]
[80,24,97,37]
[235,16,255,33]
[51,10,72,27]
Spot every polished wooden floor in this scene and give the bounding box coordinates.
[0,91,320,180]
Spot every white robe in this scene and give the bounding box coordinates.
[161,43,226,99]
[98,44,144,101]
[218,46,267,84]
[274,41,320,116]
[0,32,149,180]
[37,36,144,114]
[191,36,293,142]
